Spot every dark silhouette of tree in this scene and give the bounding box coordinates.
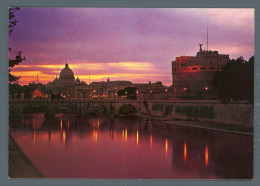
[9,7,26,83]
[212,56,254,102]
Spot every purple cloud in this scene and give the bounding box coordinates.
[9,8,254,85]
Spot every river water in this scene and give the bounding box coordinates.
[10,113,253,179]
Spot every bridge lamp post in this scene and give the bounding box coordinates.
[136,90,139,100]
[149,90,152,100]
[164,89,168,100]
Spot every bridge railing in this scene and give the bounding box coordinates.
[8,98,141,103]
[9,98,251,104]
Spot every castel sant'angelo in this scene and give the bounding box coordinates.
[172,44,230,98]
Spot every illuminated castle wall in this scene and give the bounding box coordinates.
[172,45,230,98]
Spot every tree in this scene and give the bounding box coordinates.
[9,7,26,83]
[212,56,254,102]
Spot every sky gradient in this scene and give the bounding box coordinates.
[9,8,254,85]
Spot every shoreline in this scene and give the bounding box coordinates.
[8,133,44,178]
[141,114,253,136]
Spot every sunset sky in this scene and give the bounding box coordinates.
[9,8,254,85]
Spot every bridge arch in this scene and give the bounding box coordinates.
[20,103,46,114]
[86,103,110,115]
[118,104,137,116]
[54,102,78,114]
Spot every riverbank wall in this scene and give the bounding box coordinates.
[147,100,253,127]
[9,133,44,178]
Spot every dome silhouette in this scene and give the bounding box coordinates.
[59,62,75,83]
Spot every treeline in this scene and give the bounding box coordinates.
[9,83,46,99]
[212,56,254,102]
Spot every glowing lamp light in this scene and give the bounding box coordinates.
[136,90,139,94]
[205,86,208,90]
[184,87,187,91]
[165,89,168,92]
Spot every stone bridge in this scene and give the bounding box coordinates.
[9,99,146,119]
[9,99,253,127]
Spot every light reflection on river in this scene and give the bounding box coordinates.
[10,113,253,179]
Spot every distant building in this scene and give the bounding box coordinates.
[133,81,169,100]
[90,78,132,99]
[46,62,88,98]
[172,44,229,99]
[46,62,170,100]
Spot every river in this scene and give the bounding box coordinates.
[10,113,253,179]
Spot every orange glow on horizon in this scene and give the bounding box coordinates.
[184,142,187,162]
[11,62,170,85]
[205,146,209,166]
[108,62,153,70]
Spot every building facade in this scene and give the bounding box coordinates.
[133,81,169,100]
[46,62,89,98]
[172,45,230,99]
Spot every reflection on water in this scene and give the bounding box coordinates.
[10,113,253,179]
[205,145,209,167]
[150,135,152,150]
[165,138,168,157]
[136,129,139,147]
[184,142,187,162]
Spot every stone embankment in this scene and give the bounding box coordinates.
[8,133,44,178]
